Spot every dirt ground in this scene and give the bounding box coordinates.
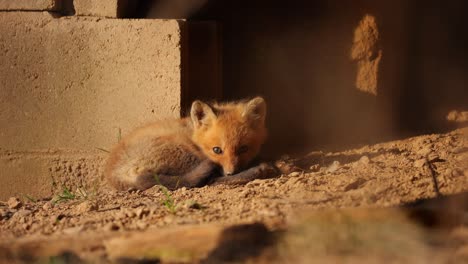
[0,127,467,263]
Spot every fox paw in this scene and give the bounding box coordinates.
[256,162,281,179]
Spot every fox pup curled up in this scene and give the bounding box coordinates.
[105,97,277,191]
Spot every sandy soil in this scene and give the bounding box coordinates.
[0,128,467,263]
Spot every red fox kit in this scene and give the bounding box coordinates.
[105,97,277,190]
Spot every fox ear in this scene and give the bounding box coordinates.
[191,100,216,128]
[243,97,267,125]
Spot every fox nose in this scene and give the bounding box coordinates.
[224,158,239,176]
[224,168,236,176]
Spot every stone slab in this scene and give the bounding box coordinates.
[0,12,184,151]
[0,0,57,11]
[74,0,136,18]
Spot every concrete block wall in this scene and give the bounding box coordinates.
[74,0,137,18]
[0,5,221,199]
[0,0,58,11]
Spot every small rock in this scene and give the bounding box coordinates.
[104,222,120,232]
[42,202,53,210]
[417,147,432,156]
[359,156,370,165]
[343,178,366,191]
[246,180,262,188]
[183,200,203,210]
[15,209,32,217]
[163,215,175,224]
[427,152,440,162]
[179,187,188,196]
[275,160,299,174]
[125,209,136,218]
[0,209,6,220]
[259,209,278,217]
[456,154,467,161]
[7,197,21,209]
[74,201,98,214]
[452,146,468,154]
[115,210,127,219]
[213,203,224,210]
[136,221,148,230]
[289,172,301,177]
[51,213,66,223]
[447,110,468,122]
[410,174,420,182]
[135,207,149,218]
[444,168,453,176]
[263,181,275,187]
[62,226,84,235]
[309,164,320,172]
[326,161,341,173]
[413,158,427,168]
[452,169,463,177]
[240,189,253,198]
[176,218,199,225]
[135,208,143,218]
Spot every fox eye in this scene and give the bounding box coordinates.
[238,145,249,154]
[213,147,223,155]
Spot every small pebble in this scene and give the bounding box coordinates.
[62,226,84,235]
[427,152,440,161]
[444,168,453,175]
[452,147,468,154]
[51,214,65,223]
[326,161,341,173]
[125,210,136,218]
[246,180,262,188]
[178,187,188,196]
[136,221,148,230]
[15,209,32,218]
[163,215,175,224]
[42,202,53,210]
[309,164,320,172]
[7,197,21,209]
[343,178,366,191]
[289,172,301,177]
[417,147,432,156]
[136,208,149,218]
[452,169,463,177]
[413,159,427,168]
[359,156,370,165]
[240,189,253,198]
[74,201,98,214]
[0,209,6,220]
[104,222,120,232]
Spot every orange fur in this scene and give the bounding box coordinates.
[105,97,268,190]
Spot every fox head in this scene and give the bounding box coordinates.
[190,97,268,176]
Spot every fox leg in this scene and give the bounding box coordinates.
[134,160,220,190]
[209,163,279,186]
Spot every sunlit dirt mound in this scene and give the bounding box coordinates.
[0,128,467,263]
